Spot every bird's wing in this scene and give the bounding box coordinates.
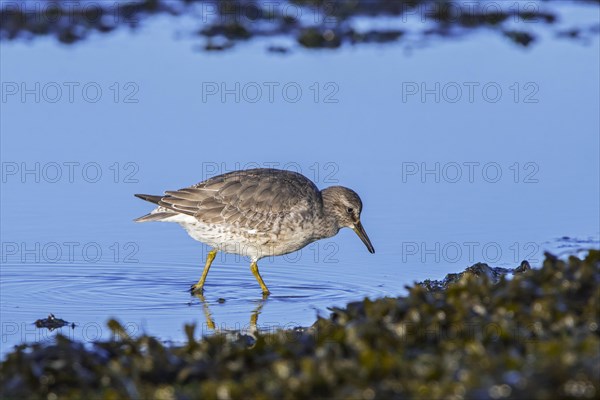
[158,169,321,227]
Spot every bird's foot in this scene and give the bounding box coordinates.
[190,283,204,295]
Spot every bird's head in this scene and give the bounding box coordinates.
[321,186,375,254]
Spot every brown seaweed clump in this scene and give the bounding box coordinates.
[1,251,598,399]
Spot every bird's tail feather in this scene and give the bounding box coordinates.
[134,193,170,222]
[134,193,162,204]
[134,212,174,223]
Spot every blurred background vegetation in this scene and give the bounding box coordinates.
[1,0,599,50]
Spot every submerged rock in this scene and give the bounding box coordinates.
[2,251,598,399]
[33,314,72,331]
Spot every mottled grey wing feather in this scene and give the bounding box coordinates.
[158,169,321,228]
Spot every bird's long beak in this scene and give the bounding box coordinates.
[353,221,375,254]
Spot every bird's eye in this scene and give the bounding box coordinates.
[346,207,354,213]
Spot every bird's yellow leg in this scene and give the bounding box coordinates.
[250,262,270,295]
[191,249,217,293]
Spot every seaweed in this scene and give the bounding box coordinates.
[2,251,598,399]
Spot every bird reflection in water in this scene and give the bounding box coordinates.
[193,293,267,341]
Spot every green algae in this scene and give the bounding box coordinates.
[1,251,598,399]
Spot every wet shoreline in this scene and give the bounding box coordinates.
[2,251,598,399]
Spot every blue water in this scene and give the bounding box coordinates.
[1,6,599,356]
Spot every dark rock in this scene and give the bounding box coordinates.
[34,314,70,331]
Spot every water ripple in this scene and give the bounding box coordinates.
[0,259,397,356]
